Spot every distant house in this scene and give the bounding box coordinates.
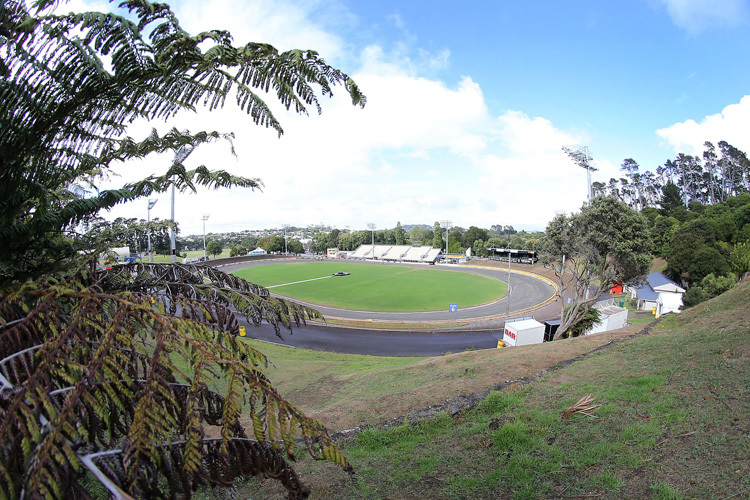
[627,272,686,316]
[587,296,629,335]
[248,247,267,256]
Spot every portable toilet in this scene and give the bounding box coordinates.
[503,319,545,347]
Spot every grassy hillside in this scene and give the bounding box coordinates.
[237,279,749,499]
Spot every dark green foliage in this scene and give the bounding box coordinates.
[205,240,223,257]
[0,264,353,499]
[682,286,708,308]
[540,197,651,338]
[568,306,602,337]
[730,242,750,275]
[660,182,684,212]
[688,246,730,283]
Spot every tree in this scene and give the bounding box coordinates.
[539,197,651,339]
[433,221,443,249]
[204,240,222,257]
[730,242,750,276]
[395,222,406,245]
[472,239,488,257]
[660,182,684,213]
[0,0,365,497]
[230,244,248,257]
[409,226,432,245]
[287,239,304,254]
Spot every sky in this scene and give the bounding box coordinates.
[83,0,750,235]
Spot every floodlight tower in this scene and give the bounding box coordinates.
[441,220,452,263]
[147,199,158,263]
[282,224,289,255]
[367,223,376,260]
[170,145,195,263]
[202,214,210,258]
[562,145,598,201]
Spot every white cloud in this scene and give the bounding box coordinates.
[97,0,593,235]
[656,95,750,155]
[655,0,749,34]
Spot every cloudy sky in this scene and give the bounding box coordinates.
[90,0,750,235]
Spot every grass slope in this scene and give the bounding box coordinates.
[238,278,749,500]
[233,262,507,311]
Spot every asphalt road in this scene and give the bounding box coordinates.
[240,321,504,356]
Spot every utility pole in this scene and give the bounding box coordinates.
[202,214,210,259]
[282,224,289,255]
[170,146,195,263]
[147,199,157,263]
[563,145,598,201]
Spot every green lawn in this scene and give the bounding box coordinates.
[232,262,507,312]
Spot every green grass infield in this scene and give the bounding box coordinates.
[232,261,508,312]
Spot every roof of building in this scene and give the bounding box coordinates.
[633,272,685,301]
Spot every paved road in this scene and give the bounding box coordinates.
[222,259,561,356]
[241,321,504,356]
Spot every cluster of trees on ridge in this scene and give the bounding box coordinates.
[307,222,534,255]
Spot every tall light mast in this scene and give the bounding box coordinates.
[147,199,158,263]
[563,145,598,201]
[441,220,452,263]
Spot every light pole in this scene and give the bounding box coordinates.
[441,220,452,264]
[563,145,598,202]
[147,199,158,263]
[506,248,512,319]
[367,223,376,260]
[202,214,210,259]
[170,146,195,263]
[282,224,289,255]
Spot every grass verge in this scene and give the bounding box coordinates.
[237,279,749,499]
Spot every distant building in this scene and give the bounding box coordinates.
[348,244,442,264]
[627,272,685,316]
[487,248,538,264]
[587,296,629,335]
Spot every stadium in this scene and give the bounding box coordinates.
[223,254,558,333]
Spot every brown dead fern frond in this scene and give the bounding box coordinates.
[562,394,603,420]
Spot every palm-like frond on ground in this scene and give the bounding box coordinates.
[0,263,348,499]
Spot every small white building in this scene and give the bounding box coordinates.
[627,272,685,316]
[587,298,629,335]
[503,319,545,346]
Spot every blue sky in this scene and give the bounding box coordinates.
[91,0,750,234]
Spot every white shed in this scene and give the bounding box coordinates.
[503,319,545,346]
[587,301,629,335]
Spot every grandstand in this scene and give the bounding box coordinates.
[348,245,442,264]
[487,247,538,264]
